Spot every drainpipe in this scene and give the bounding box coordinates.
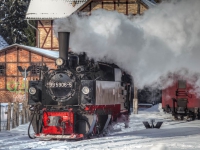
[27,20,40,47]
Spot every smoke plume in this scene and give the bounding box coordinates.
[53,0,200,93]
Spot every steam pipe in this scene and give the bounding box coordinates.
[58,32,70,68]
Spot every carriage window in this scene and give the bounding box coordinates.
[0,63,5,76]
[178,80,186,89]
[31,63,42,76]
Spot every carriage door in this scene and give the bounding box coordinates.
[176,80,188,113]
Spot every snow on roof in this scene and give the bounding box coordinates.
[0,44,59,59]
[21,45,59,59]
[142,0,156,7]
[25,0,88,20]
[26,0,156,20]
[0,35,8,50]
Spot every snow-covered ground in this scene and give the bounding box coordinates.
[0,104,200,150]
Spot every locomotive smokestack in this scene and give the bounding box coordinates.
[58,32,70,67]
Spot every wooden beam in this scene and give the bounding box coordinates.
[97,0,137,4]
[29,51,31,63]
[0,89,6,91]
[78,0,93,11]
[36,21,39,47]
[38,21,48,33]
[41,47,59,49]
[90,2,92,11]
[42,55,44,66]
[4,62,22,63]
[51,20,53,50]
[126,0,128,15]
[93,0,135,1]
[37,27,51,30]
[17,47,19,90]
[79,2,91,11]
[133,86,138,114]
[0,102,0,131]
[29,51,31,80]
[5,51,6,90]
[137,0,141,15]
[41,28,51,48]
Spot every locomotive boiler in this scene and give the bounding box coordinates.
[28,32,132,140]
[162,79,200,120]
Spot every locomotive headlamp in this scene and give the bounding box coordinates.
[55,58,64,66]
[82,86,90,94]
[29,87,37,95]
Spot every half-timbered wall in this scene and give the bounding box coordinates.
[38,20,59,50]
[37,0,148,50]
[81,0,147,14]
[0,47,56,102]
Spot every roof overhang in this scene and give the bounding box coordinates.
[25,0,156,20]
[25,0,88,20]
[0,44,59,59]
[141,0,156,8]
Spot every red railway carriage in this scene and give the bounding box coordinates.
[162,80,200,119]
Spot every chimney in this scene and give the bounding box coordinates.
[58,32,70,68]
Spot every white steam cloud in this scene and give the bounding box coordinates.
[53,0,200,93]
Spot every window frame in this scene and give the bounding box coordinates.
[30,63,42,76]
[0,63,6,76]
[178,80,186,89]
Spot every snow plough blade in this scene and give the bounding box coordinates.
[35,133,84,140]
[143,121,163,129]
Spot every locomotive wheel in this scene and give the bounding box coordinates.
[180,116,184,120]
[166,106,171,113]
[192,114,196,120]
[75,119,90,137]
[173,114,178,120]
[189,112,196,120]
[87,122,101,138]
[86,125,101,139]
[94,122,101,137]
[187,112,196,121]
[198,112,200,120]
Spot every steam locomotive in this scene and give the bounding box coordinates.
[162,79,200,120]
[28,32,132,140]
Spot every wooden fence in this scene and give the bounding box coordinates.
[0,101,30,131]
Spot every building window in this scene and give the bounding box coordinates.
[178,80,186,89]
[31,63,42,76]
[0,63,5,76]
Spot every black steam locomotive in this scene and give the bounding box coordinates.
[28,32,132,140]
